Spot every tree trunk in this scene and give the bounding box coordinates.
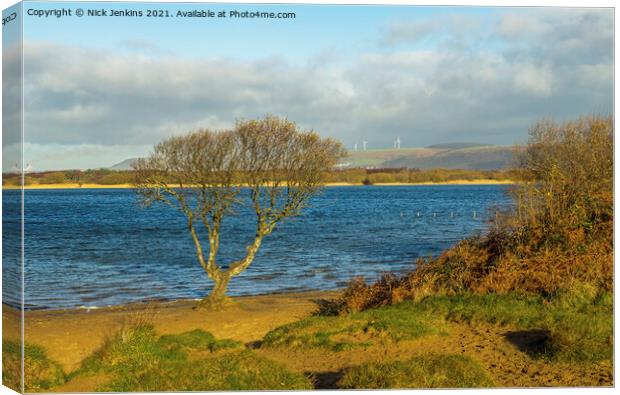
[196,233,264,310]
[197,272,232,310]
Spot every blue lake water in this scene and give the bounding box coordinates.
[2,185,512,310]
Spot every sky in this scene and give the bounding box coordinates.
[2,1,614,170]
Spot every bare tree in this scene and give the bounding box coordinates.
[133,116,345,308]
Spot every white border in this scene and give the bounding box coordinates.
[0,1,616,395]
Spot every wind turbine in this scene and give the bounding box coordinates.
[12,163,32,173]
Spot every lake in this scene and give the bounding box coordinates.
[3,185,512,309]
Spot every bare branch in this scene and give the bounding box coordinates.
[133,116,345,305]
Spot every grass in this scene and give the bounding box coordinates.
[412,286,613,362]
[2,340,66,392]
[74,324,311,391]
[158,328,243,352]
[338,354,494,389]
[113,351,313,391]
[5,286,612,391]
[262,302,446,351]
[267,282,611,364]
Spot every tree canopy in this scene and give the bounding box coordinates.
[134,116,345,306]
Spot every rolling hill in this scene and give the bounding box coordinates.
[109,158,138,170]
[109,144,515,172]
[341,144,514,170]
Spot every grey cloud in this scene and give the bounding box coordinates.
[18,8,613,170]
[497,9,613,66]
[3,42,23,172]
[23,42,356,148]
[3,43,22,147]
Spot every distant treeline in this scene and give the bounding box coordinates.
[326,168,516,184]
[3,169,132,186]
[3,167,516,187]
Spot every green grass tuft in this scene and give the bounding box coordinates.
[338,354,494,389]
[98,350,312,391]
[262,301,444,351]
[74,324,310,391]
[3,340,66,392]
[158,329,243,352]
[76,324,182,376]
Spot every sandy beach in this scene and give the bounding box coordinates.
[3,290,339,372]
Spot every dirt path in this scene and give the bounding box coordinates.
[257,321,612,388]
[454,324,613,387]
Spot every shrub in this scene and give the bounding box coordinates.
[513,115,613,237]
[332,115,613,311]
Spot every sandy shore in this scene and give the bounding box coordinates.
[3,183,136,190]
[3,179,515,190]
[371,179,514,186]
[3,290,339,372]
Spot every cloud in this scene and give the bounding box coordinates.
[512,64,553,98]
[13,7,613,170]
[497,12,552,38]
[497,9,613,66]
[119,39,174,57]
[383,13,487,48]
[22,42,357,148]
[3,43,22,147]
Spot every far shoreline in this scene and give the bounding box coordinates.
[3,179,516,190]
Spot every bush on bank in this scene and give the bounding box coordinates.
[332,115,612,313]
